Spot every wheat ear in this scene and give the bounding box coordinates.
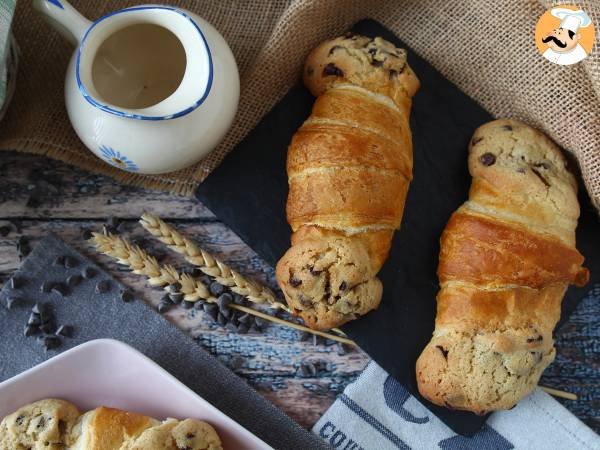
[90,231,355,346]
[139,213,287,310]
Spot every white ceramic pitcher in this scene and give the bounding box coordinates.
[33,0,239,174]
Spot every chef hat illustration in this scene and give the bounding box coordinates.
[551,8,592,33]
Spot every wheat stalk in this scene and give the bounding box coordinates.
[139,213,287,310]
[90,231,355,346]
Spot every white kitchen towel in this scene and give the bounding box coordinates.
[313,361,600,450]
[0,0,16,111]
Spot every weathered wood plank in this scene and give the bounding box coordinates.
[0,151,213,219]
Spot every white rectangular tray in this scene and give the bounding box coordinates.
[0,338,272,449]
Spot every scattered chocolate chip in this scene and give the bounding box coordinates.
[51,283,69,297]
[40,281,54,293]
[95,280,111,294]
[209,281,225,297]
[193,300,205,310]
[479,152,496,166]
[328,45,342,56]
[32,302,45,314]
[168,282,182,293]
[36,416,46,429]
[471,136,484,145]
[28,313,41,326]
[217,293,233,310]
[120,289,134,302]
[64,256,79,268]
[53,255,66,266]
[502,124,513,131]
[203,303,219,320]
[533,161,551,170]
[0,225,10,237]
[217,313,228,326]
[24,324,39,337]
[388,69,398,79]
[9,276,24,290]
[81,228,93,240]
[56,325,73,337]
[15,415,25,426]
[66,274,82,287]
[289,276,302,287]
[322,63,344,77]
[527,335,543,343]
[436,345,449,359]
[370,59,384,67]
[237,323,249,334]
[339,281,347,291]
[169,292,184,304]
[40,322,56,334]
[309,266,321,276]
[186,432,196,439]
[41,335,61,351]
[158,301,172,314]
[182,300,194,309]
[82,267,97,279]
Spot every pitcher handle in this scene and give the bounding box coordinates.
[32,0,91,46]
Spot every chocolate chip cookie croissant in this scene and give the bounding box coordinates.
[275,34,420,330]
[416,119,589,414]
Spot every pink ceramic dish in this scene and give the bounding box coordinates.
[0,339,272,449]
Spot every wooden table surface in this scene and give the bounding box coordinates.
[0,151,598,435]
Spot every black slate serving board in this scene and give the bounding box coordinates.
[196,19,600,436]
[0,234,328,450]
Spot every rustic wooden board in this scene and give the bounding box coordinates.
[0,151,597,434]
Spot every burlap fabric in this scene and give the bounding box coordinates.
[0,1,598,207]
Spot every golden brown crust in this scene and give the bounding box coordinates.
[276,34,419,330]
[416,119,588,414]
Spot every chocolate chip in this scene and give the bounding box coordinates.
[388,69,398,79]
[479,152,496,166]
[527,335,543,343]
[436,345,449,359]
[533,161,551,170]
[66,274,82,287]
[502,124,513,131]
[254,317,268,329]
[64,256,79,268]
[28,313,41,326]
[471,136,484,145]
[82,267,97,279]
[40,322,56,334]
[328,45,342,56]
[168,282,182,293]
[40,281,54,293]
[51,283,69,297]
[193,300,205,310]
[309,267,321,276]
[289,276,302,287]
[36,416,46,429]
[6,296,22,309]
[161,293,174,305]
[24,324,39,337]
[322,63,344,77]
[209,281,225,297]
[238,313,252,324]
[0,225,10,237]
[339,281,347,291]
[56,325,73,337]
[169,292,184,304]
[370,59,384,67]
[53,255,66,266]
[217,313,228,326]
[203,303,219,320]
[120,290,134,302]
[15,415,25,426]
[32,302,45,314]
[158,301,172,313]
[344,31,356,38]
[41,336,61,351]
[9,276,24,290]
[217,292,232,309]
[186,432,196,439]
[182,300,194,309]
[95,280,110,294]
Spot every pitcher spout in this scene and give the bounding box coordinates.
[33,0,91,45]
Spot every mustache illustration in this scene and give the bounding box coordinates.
[542,35,567,48]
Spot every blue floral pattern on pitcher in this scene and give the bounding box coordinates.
[99,145,139,172]
[46,0,64,9]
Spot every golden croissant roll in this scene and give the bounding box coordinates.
[275,33,420,330]
[416,119,589,414]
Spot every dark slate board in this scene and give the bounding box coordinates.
[196,18,600,436]
[0,234,328,450]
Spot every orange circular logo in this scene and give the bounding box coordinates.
[535,4,595,65]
